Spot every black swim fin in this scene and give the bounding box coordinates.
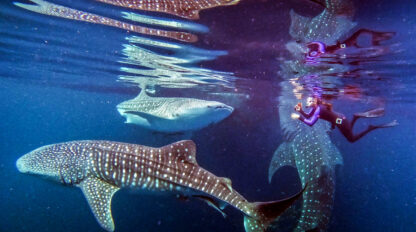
[372,120,399,128]
[354,108,385,118]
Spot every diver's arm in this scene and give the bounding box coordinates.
[299,106,320,126]
[300,106,316,118]
[295,103,316,118]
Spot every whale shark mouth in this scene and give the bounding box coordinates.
[207,105,234,112]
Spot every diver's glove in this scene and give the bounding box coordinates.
[294,103,302,112]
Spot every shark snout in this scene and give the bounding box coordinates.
[16,157,28,173]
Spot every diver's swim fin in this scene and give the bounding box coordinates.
[354,108,385,118]
[372,120,399,128]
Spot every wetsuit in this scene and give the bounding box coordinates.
[298,104,378,143]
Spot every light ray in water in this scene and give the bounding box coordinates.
[96,0,240,20]
[13,0,197,43]
[121,12,209,33]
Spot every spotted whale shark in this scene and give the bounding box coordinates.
[17,140,304,232]
[269,86,343,231]
[117,90,234,132]
[268,0,355,230]
[289,0,356,45]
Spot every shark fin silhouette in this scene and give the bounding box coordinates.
[244,184,307,232]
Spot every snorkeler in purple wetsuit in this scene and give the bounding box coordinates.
[291,97,398,142]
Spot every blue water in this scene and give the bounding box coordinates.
[1,0,415,231]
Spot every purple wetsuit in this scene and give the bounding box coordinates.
[298,104,378,143]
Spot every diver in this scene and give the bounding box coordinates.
[291,97,398,142]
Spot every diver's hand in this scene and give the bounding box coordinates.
[291,113,300,120]
[294,103,302,111]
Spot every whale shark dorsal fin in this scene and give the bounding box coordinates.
[221,177,233,192]
[161,140,198,165]
[268,142,296,183]
[78,177,120,232]
[135,88,149,100]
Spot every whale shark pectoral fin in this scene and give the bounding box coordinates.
[268,142,296,183]
[192,195,228,218]
[78,177,120,232]
[13,0,46,14]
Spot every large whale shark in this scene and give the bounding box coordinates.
[117,90,234,132]
[268,0,355,231]
[269,82,343,231]
[16,140,304,232]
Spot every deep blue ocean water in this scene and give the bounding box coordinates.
[1,0,415,231]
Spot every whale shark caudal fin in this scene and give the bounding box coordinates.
[268,141,295,183]
[78,176,120,232]
[244,185,306,232]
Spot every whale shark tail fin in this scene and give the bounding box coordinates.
[243,184,306,232]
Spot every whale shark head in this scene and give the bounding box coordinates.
[16,142,88,184]
[175,99,234,125]
[16,144,63,181]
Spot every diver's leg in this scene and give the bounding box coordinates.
[337,119,357,142]
[350,115,359,128]
[348,126,378,143]
[339,120,398,143]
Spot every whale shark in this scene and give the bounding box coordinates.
[269,83,343,231]
[14,0,197,43]
[96,0,240,20]
[16,140,304,232]
[289,0,356,45]
[268,0,354,231]
[117,90,234,132]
